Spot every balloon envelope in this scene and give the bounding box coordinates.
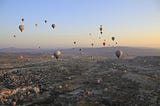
[112,37,115,41]
[52,24,56,29]
[54,50,61,59]
[103,42,106,46]
[99,25,102,31]
[19,25,24,32]
[91,43,94,46]
[21,18,24,22]
[35,24,38,27]
[99,25,103,34]
[115,50,123,58]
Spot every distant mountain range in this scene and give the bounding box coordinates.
[62,46,160,57]
[0,47,48,53]
[0,47,160,56]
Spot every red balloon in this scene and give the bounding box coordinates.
[103,42,106,46]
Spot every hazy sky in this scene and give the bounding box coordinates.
[0,0,160,48]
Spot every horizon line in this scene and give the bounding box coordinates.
[0,46,160,50]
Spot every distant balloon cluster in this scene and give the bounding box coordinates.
[18,18,56,32]
[15,17,125,60]
[99,25,103,35]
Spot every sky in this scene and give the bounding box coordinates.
[0,0,160,48]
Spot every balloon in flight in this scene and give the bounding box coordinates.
[115,50,123,58]
[54,50,61,59]
[19,25,24,32]
[35,24,38,27]
[103,42,106,46]
[45,20,47,23]
[91,43,94,46]
[21,18,24,22]
[52,24,56,29]
[99,25,103,34]
[112,37,115,41]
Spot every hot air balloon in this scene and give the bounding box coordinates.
[91,43,94,47]
[13,35,16,38]
[21,18,24,22]
[112,37,115,41]
[54,50,61,59]
[19,25,24,32]
[99,25,103,34]
[35,23,38,26]
[73,41,76,44]
[45,20,47,23]
[103,42,106,46]
[116,42,118,45]
[52,24,56,29]
[115,50,123,58]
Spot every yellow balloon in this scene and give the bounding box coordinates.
[19,25,24,32]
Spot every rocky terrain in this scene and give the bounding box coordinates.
[0,48,159,106]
